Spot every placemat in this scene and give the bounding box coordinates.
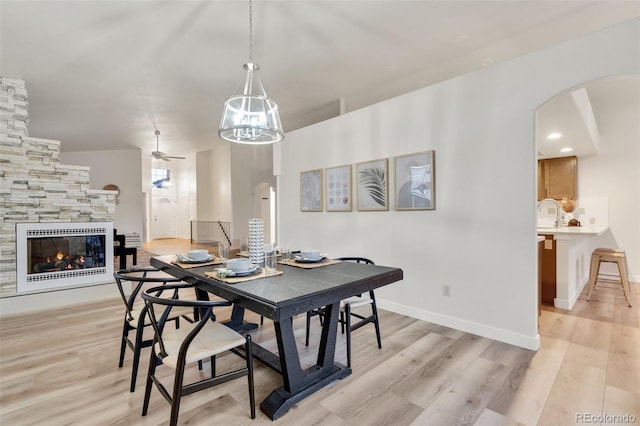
[172,256,225,269]
[204,268,283,284]
[278,258,341,269]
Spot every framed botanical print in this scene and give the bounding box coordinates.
[356,158,389,211]
[325,165,352,212]
[300,169,323,212]
[394,150,435,210]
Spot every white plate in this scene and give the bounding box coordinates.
[177,254,213,264]
[294,255,327,263]
[233,265,260,276]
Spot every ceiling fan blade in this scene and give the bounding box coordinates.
[164,155,186,160]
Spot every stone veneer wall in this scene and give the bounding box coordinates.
[0,77,116,295]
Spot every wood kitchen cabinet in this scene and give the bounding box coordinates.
[538,156,577,201]
[539,234,556,306]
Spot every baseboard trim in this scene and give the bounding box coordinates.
[0,281,119,317]
[377,299,540,351]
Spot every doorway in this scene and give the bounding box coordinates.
[151,195,178,239]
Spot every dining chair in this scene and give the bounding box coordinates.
[305,257,382,367]
[114,267,197,392]
[141,283,255,425]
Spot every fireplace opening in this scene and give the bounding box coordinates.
[16,222,114,293]
[29,235,106,273]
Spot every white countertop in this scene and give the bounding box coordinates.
[537,225,608,236]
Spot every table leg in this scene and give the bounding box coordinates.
[194,288,258,332]
[259,302,351,420]
[226,305,258,332]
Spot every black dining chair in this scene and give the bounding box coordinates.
[114,267,199,392]
[305,257,382,367]
[141,283,255,425]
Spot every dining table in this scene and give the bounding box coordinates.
[150,254,403,420]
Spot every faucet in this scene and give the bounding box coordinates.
[537,198,563,227]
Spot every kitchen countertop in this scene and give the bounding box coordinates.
[537,225,608,236]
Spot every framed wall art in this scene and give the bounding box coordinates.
[394,150,435,210]
[356,158,388,211]
[300,169,323,211]
[325,165,352,212]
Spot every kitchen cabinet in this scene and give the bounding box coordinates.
[538,156,577,201]
[539,234,556,306]
[537,225,607,310]
[538,237,543,318]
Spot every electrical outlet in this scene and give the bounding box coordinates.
[442,284,451,297]
[589,217,596,225]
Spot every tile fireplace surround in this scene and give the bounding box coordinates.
[0,77,117,299]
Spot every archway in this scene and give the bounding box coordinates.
[535,74,640,312]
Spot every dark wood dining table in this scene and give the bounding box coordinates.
[150,255,403,420]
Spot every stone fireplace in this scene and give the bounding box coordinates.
[1,77,117,297]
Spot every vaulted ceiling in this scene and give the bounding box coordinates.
[2,1,638,157]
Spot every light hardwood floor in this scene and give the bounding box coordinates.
[1,239,638,425]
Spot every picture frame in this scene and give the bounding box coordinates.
[394,150,435,210]
[300,169,323,212]
[356,158,389,211]
[325,164,352,212]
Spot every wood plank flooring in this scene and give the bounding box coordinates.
[1,239,638,425]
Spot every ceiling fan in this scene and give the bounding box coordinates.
[151,130,186,161]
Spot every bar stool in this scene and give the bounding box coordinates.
[586,248,632,307]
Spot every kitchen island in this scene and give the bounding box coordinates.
[537,225,608,309]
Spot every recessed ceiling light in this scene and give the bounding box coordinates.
[547,132,562,140]
[560,147,573,153]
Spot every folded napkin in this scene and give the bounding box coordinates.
[213,268,236,278]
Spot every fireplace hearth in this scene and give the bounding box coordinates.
[16,222,114,293]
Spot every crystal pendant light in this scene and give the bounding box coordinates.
[218,0,284,144]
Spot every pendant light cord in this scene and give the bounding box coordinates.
[248,0,253,62]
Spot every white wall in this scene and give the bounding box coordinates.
[577,80,640,280]
[277,19,640,350]
[230,143,276,244]
[61,149,143,236]
[195,144,232,223]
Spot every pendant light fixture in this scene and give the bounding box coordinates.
[218,0,284,144]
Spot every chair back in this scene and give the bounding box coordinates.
[114,268,182,322]
[337,257,375,265]
[141,284,231,359]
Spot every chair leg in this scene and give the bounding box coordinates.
[118,322,129,368]
[170,360,186,426]
[142,350,159,416]
[345,304,352,368]
[371,292,382,349]
[340,311,345,334]
[211,355,216,378]
[130,326,146,392]
[617,258,633,307]
[586,255,600,301]
[245,335,256,419]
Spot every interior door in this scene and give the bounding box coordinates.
[151,195,177,239]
